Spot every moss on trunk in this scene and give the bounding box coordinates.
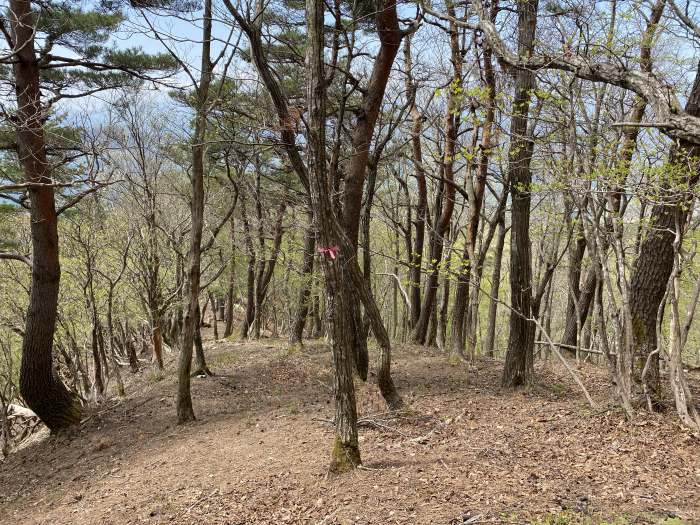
[329,437,361,474]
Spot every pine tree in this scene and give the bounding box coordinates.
[1,0,177,431]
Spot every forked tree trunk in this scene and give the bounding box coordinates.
[306,1,360,471]
[339,0,404,380]
[11,0,81,432]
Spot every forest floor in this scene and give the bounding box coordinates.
[1,336,699,525]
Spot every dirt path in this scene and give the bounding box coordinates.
[1,339,698,525]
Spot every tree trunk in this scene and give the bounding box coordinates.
[306,2,360,471]
[339,0,404,383]
[106,290,125,396]
[290,212,316,345]
[193,303,212,377]
[177,0,213,424]
[484,219,507,357]
[630,62,700,406]
[209,292,219,340]
[449,4,495,358]
[561,227,588,350]
[312,294,322,337]
[253,200,286,339]
[224,216,236,338]
[412,110,456,344]
[502,0,539,388]
[11,0,81,432]
[404,36,427,328]
[241,204,256,338]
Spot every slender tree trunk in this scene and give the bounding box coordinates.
[123,321,140,373]
[209,292,219,340]
[449,4,495,358]
[404,36,427,328]
[177,0,213,423]
[253,201,286,339]
[484,220,506,358]
[438,247,451,352]
[312,295,322,337]
[561,222,587,350]
[224,216,236,338]
[412,105,457,344]
[339,0,404,384]
[241,204,256,339]
[192,303,212,376]
[106,289,125,396]
[12,0,81,431]
[291,212,316,345]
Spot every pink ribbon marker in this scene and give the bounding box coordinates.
[318,245,340,260]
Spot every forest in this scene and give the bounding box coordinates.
[0,0,699,523]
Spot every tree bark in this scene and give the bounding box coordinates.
[404,36,427,328]
[11,0,81,432]
[502,0,539,388]
[411,85,457,344]
[630,62,700,406]
[224,216,236,338]
[209,292,219,340]
[290,212,316,345]
[192,302,212,376]
[253,200,286,338]
[484,218,507,357]
[177,0,213,423]
[449,2,495,358]
[240,199,256,338]
[306,1,360,471]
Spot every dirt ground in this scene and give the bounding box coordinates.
[1,337,699,525]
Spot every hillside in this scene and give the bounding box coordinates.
[1,338,698,525]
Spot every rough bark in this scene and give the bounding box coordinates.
[11,0,81,432]
[502,0,539,388]
[630,63,700,406]
[306,1,360,471]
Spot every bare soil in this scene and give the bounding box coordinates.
[1,337,698,525]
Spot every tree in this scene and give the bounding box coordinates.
[500,0,539,387]
[2,0,175,431]
[177,0,215,424]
